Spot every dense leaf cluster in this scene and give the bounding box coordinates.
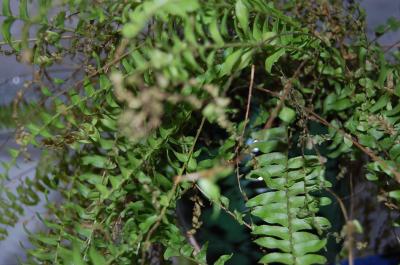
[0,0,399,264]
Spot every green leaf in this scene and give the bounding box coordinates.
[72,246,85,265]
[41,86,52,96]
[220,195,230,208]
[202,103,218,122]
[265,49,285,73]
[2,18,14,46]
[34,234,59,246]
[297,254,327,265]
[19,0,29,20]
[159,126,175,139]
[252,14,262,41]
[194,243,208,264]
[89,248,106,265]
[293,238,327,256]
[387,17,400,31]
[8,148,19,159]
[388,190,400,201]
[164,246,180,260]
[263,31,278,45]
[220,49,243,76]
[173,151,189,163]
[259,253,293,264]
[332,98,352,111]
[28,249,55,261]
[220,9,229,37]
[359,77,375,96]
[2,0,12,16]
[122,23,139,38]
[82,155,115,169]
[188,157,197,171]
[278,106,296,123]
[209,16,224,45]
[164,0,199,16]
[324,94,353,112]
[198,179,220,202]
[27,123,40,135]
[374,24,386,35]
[370,94,389,113]
[235,0,249,33]
[214,254,233,265]
[255,237,290,252]
[139,215,158,233]
[95,184,110,199]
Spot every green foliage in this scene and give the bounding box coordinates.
[246,127,331,264]
[0,0,400,265]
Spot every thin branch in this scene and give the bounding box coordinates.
[141,117,206,265]
[255,86,280,97]
[51,42,134,100]
[234,64,255,202]
[368,26,392,46]
[263,60,307,129]
[384,39,400,53]
[326,188,349,222]
[326,188,354,265]
[25,41,143,124]
[243,65,255,134]
[306,109,400,183]
[0,35,76,46]
[195,184,252,230]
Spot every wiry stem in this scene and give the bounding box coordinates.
[141,117,206,265]
[264,60,307,129]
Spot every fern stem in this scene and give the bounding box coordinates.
[284,132,296,265]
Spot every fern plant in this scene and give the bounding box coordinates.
[246,127,332,265]
[0,0,400,264]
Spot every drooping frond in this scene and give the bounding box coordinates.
[246,127,331,265]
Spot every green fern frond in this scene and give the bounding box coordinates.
[246,127,331,265]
